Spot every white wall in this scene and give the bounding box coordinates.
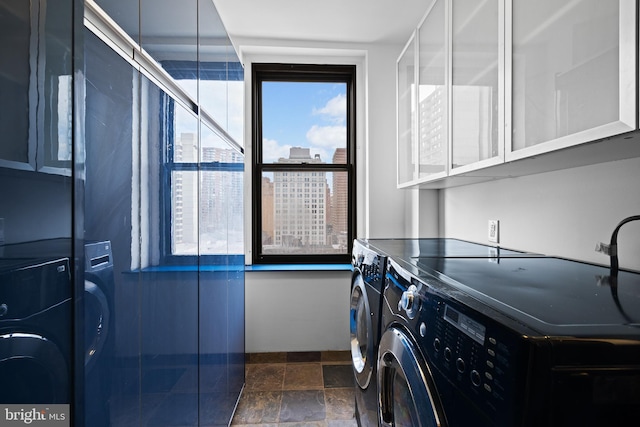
[440,156,640,271]
[363,45,439,239]
[245,270,352,353]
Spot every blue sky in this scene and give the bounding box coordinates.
[262,81,346,163]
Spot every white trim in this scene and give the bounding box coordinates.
[620,0,637,129]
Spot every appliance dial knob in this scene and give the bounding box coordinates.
[399,284,418,313]
[456,358,466,373]
[0,303,7,317]
[471,370,482,387]
[444,347,452,362]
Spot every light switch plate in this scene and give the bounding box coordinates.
[488,219,499,243]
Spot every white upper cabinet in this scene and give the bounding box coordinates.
[397,32,417,186]
[397,0,638,188]
[507,0,636,161]
[417,0,447,181]
[397,0,448,187]
[450,0,503,174]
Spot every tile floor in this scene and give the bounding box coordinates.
[231,351,358,427]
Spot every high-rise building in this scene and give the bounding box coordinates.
[331,148,348,249]
[270,147,327,250]
[261,176,274,245]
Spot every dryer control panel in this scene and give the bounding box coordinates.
[385,261,527,427]
[425,295,521,422]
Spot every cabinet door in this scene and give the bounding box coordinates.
[417,0,447,180]
[450,0,503,173]
[1,0,72,175]
[397,32,417,186]
[0,0,35,171]
[508,0,636,160]
[39,0,73,175]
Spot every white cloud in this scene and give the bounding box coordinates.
[262,138,292,163]
[306,125,346,149]
[313,93,346,124]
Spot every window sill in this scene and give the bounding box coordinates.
[132,265,242,273]
[245,264,352,272]
[130,264,352,273]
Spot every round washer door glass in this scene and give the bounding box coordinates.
[378,327,446,427]
[350,271,373,389]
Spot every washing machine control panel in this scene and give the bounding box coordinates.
[353,241,386,291]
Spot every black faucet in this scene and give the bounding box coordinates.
[595,215,640,324]
[598,215,640,277]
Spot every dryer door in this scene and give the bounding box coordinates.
[0,332,69,403]
[378,326,447,427]
[350,270,374,389]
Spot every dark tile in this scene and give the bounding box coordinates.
[287,351,322,363]
[323,365,354,389]
[322,351,351,363]
[232,359,357,425]
[327,420,359,426]
[325,388,356,420]
[247,352,287,364]
[245,364,285,391]
[284,363,324,390]
[230,391,282,424]
[278,423,325,427]
[231,424,278,427]
[279,390,326,423]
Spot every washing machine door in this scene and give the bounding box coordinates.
[0,332,69,403]
[84,279,110,371]
[350,270,374,389]
[378,326,447,427]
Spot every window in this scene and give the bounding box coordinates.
[252,63,356,264]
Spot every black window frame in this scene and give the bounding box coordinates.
[252,63,356,265]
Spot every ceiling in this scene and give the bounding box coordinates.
[212,0,430,46]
